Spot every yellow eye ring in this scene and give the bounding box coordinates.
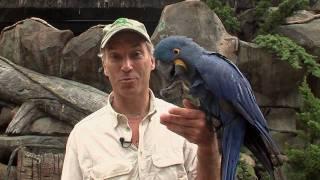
[173,48,180,55]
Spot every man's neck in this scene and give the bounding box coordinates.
[111,92,150,120]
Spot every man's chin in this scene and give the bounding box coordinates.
[119,82,136,89]
[118,85,138,95]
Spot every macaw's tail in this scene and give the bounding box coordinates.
[221,116,246,180]
[244,125,285,180]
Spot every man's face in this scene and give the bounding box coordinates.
[102,31,155,98]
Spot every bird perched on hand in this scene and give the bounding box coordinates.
[154,36,283,180]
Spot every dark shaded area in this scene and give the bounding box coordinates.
[0,8,162,35]
[0,0,181,8]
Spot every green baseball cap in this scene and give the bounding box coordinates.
[100,18,151,49]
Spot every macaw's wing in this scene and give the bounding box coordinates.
[195,52,278,150]
[196,52,264,124]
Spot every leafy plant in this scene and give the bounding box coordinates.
[257,0,308,34]
[283,80,320,180]
[204,0,240,34]
[298,80,320,142]
[236,159,258,180]
[253,34,320,78]
[255,0,272,24]
[286,144,320,180]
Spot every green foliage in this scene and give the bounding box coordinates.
[286,144,320,180]
[253,34,320,78]
[204,0,240,34]
[236,160,257,180]
[283,80,320,180]
[257,0,308,35]
[298,80,320,141]
[253,33,320,179]
[255,0,272,23]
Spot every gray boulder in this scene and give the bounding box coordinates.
[29,117,73,135]
[0,17,74,76]
[237,41,304,108]
[277,13,320,97]
[151,0,239,61]
[151,0,239,103]
[61,25,111,91]
[279,15,320,57]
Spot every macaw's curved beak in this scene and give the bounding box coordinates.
[173,59,187,79]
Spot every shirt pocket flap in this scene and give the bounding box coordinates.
[89,160,133,179]
[152,149,184,167]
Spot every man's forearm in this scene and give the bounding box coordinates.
[196,132,221,180]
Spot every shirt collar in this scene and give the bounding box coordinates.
[107,89,157,129]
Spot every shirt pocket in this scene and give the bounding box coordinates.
[150,149,188,180]
[88,160,133,180]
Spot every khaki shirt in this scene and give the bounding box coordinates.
[61,91,198,180]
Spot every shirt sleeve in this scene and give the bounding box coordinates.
[183,140,198,180]
[61,129,83,180]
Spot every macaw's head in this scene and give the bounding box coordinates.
[154,36,203,83]
[154,36,204,102]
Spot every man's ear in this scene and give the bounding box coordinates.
[151,57,156,70]
[102,59,109,77]
[104,67,109,77]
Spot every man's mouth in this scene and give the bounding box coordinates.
[119,77,137,83]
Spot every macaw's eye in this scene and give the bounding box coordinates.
[173,48,180,55]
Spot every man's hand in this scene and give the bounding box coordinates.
[160,99,214,146]
[160,98,221,180]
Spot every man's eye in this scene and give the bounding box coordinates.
[108,53,122,62]
[132,51,143,59]
[110,53,119,59]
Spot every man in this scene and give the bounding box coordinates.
[61,18,220,180]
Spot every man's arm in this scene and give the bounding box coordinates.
[61,131,83,180]
[160,99,221,180]
[197,132,221,180]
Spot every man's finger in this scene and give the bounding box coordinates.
[164,123,196,138]
[160,113,201,127]
[168,107,205,119]
[183,99,198,109]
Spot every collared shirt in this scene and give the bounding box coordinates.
[61,91,198,180]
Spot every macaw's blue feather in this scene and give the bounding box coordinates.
[219,112,246,180]
[154,36,283,180]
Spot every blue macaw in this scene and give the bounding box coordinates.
[154,36,283,180]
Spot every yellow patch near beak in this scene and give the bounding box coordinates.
[174,59,187,70]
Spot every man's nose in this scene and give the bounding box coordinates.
[121,58,133,72]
